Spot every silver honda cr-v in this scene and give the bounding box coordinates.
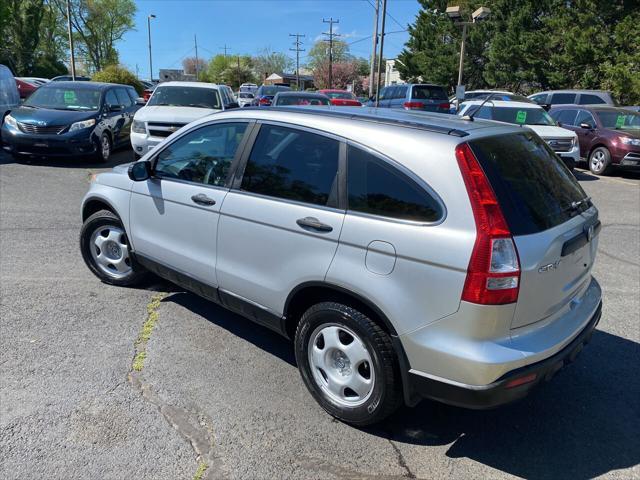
[80,107,602,425]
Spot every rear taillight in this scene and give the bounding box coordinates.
[456,143,520,305]
[438,102,451,110]
[403,101,423,109]
[259,97,271,105]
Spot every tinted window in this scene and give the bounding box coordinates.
[241,125,339,207]
[147,86,221,109]
[154,123,248,186]
[258,85,291,96]
[412,85,447,101]
[115,88,133,107]
[550,93,576,104]
[529,93,547,105]
[579,94,606,105]
[274,95,330,106]
[105,90,118,107]
[470,132,589,235]
[347,145,441,222]
[473,106,555,126]
[126,87,138,103]
[395,86,408,99]
[24,86,101,110]
[595,110,640,130]
[552,109,578,126]
[575,110,596,127]
[378,87,390,100]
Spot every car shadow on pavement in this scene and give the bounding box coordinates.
[368,329,640,479]
[574,169,599,181]
[163,291,296,367]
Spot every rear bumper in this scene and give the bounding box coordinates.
[408,301,602,409]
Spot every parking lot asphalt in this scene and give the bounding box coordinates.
[1,148,638,480]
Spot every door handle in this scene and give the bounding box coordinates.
[191,193,216,206]
[296,217,333,233]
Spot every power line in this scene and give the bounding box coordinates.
[322,17,340,89]
[289,33,306,90]
[363,0,405,31]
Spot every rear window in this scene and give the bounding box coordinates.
[579,94,606,105]
[412,85,447,101]
[470,132,590,235]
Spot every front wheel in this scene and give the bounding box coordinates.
[589,147,612,175]
[80,209,147,286]
[294,302,402,426]
[95,132,112,163]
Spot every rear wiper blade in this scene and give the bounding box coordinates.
[569,196,591,211]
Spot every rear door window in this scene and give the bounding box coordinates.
[412,85,447,101]
[470,132,589,235]
[578,94,606,105]
[552,109,578,126]
[575,110,596,128]
[347,145,442,222]
[550,93,576,104]
[241,124,340,207]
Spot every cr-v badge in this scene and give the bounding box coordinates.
[539,260,562,273]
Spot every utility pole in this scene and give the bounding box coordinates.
[147,14,156,81]
[220,44,230,59]
[289,33,305,90]
[66,0,76,80]
[322,18,340,89]
[375,0,387,107]
[135,63,139,79]
[368,0,380,98]
[194,34,199,80]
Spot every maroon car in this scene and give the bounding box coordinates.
[15,78,38,100]
[549,105,640,175]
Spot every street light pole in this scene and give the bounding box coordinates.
[368,0,380,98]
[457,23,467,86]
[66,0,76,81]
[147,14,156,81]
[375,0,387,107]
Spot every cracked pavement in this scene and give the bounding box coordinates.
[1,150,639,479]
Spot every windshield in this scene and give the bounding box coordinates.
[275,95,329,106]
[473,105,556,126]
[595,110,640,130]
[259,86,291,96]
[324,91,355,100]
[24,86,101,110]
[147,86,221,109]
[470,132,588,235]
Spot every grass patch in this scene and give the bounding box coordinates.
[132,293,166,372]
[193,462,208,480]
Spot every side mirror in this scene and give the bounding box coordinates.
[109,104,123,112]
[541,104,551,111]
[135,97,146,106]
[556,121,563,127]
[580,122,593,129]
[128,160,151,181]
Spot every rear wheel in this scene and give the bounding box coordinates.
[80,210,147,286]
[294,302,401,426]
[589,147,612,175]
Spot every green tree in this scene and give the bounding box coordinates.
[251,48,293,82]
[204,54,232,83]
[53,0,136,73]
[0,0,46,75]
[92,64,142,93]
[306,39,352,70]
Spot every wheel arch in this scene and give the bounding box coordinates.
[82,196,120,222]
[284,281,417,406]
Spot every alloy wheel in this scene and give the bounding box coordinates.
[89,225,132,279]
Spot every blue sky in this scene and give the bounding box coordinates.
[118,0,421,80]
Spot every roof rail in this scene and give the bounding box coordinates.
[242,106,470,137]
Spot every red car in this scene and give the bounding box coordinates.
[549,105,640,175]
[318,89,362,107]
[15,78,38,100]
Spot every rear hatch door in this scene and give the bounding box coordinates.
[410,85,449,112]
[470,131,599,329]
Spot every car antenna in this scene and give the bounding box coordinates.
[462,92,497,122]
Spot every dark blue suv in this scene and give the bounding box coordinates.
[1,81,141,162]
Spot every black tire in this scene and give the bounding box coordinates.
[95,132,112,163]
[294,302,402,426]
[589,146,612,175]
[80,209,148,286]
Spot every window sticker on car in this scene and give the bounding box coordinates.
[516,110,527,123]
[64,91,77,104]
[615,115,625,128]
